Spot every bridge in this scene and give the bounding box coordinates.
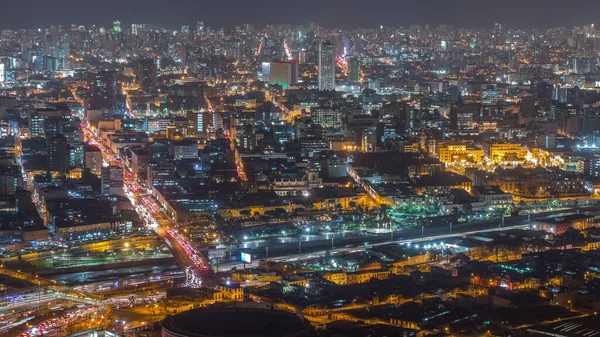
[0,265,103,304]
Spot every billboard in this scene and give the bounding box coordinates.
[241,252,252,264]
[109,167,123,187]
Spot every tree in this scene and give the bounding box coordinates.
[559,227,585,246]
[486,236,509,262]
[292,208,305,216]
[362,88,376,97]
[265,208,288,218]
[462,203,473,213]
[428,250,443,262]
[451,207,460,217]
[527,184,538,197]
[356,204,364,214]
[525,237,547,253]
[506,236,524,259]
[239,210,251,217]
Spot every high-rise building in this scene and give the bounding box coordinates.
[88,71,119,111]
[43,116,81,145]
[113,21,121,33]
[347,56,360,83]
[196,21,205,36]
[29,113,45,138]
[311,108,342,128]
[361,127,377,153]
[212,112,224,131]
[68,144,85,167]
[223,40,243,59]
[195,112,208,135]
[173,139,198,160]
[48,134,69,173]
[84,145,103,176]
[147,163,175,186]
[482,89,501,105]
[269,61,297,89]
[101,166,124,196]
[0,165,23,196]
[261,62,271,82]
[586,156,600,177]
[440,40,448,52]
[137,58,157,93]
[181,25,190,34]
[318,42,335,91]
[573,58,592,74]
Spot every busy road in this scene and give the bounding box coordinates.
[81,121,215,286]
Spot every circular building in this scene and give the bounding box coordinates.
[162,306,314,337]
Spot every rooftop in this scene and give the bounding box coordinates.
[162,306,311,337]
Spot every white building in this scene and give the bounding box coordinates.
[318,42,335,91]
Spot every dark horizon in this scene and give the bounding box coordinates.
[1,0,599,30]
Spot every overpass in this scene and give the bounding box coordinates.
[0,265,103,304]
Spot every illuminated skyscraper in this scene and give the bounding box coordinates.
[137,58,157,93]
[195,112,208,135]
[347,56,360,83]
[48,134,68,173]
[482,89,501,105]
[89,71,119,111]
[223,40,243,59]
[113,21,121,33]
[196,21,205,36]
[318,42,335,91]
[261,62,271,82]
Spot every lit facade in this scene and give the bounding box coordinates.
[437,144,484,165]
[485,143,527,163]
[318,42,335,91]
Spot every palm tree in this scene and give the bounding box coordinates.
[486,237,510,262]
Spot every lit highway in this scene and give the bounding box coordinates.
[18,306,108,337]
[0,266,101,305]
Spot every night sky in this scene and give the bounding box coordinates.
[2,0,599,29]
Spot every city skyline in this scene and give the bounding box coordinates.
[2,2,600,335]
[2,0,600,29]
